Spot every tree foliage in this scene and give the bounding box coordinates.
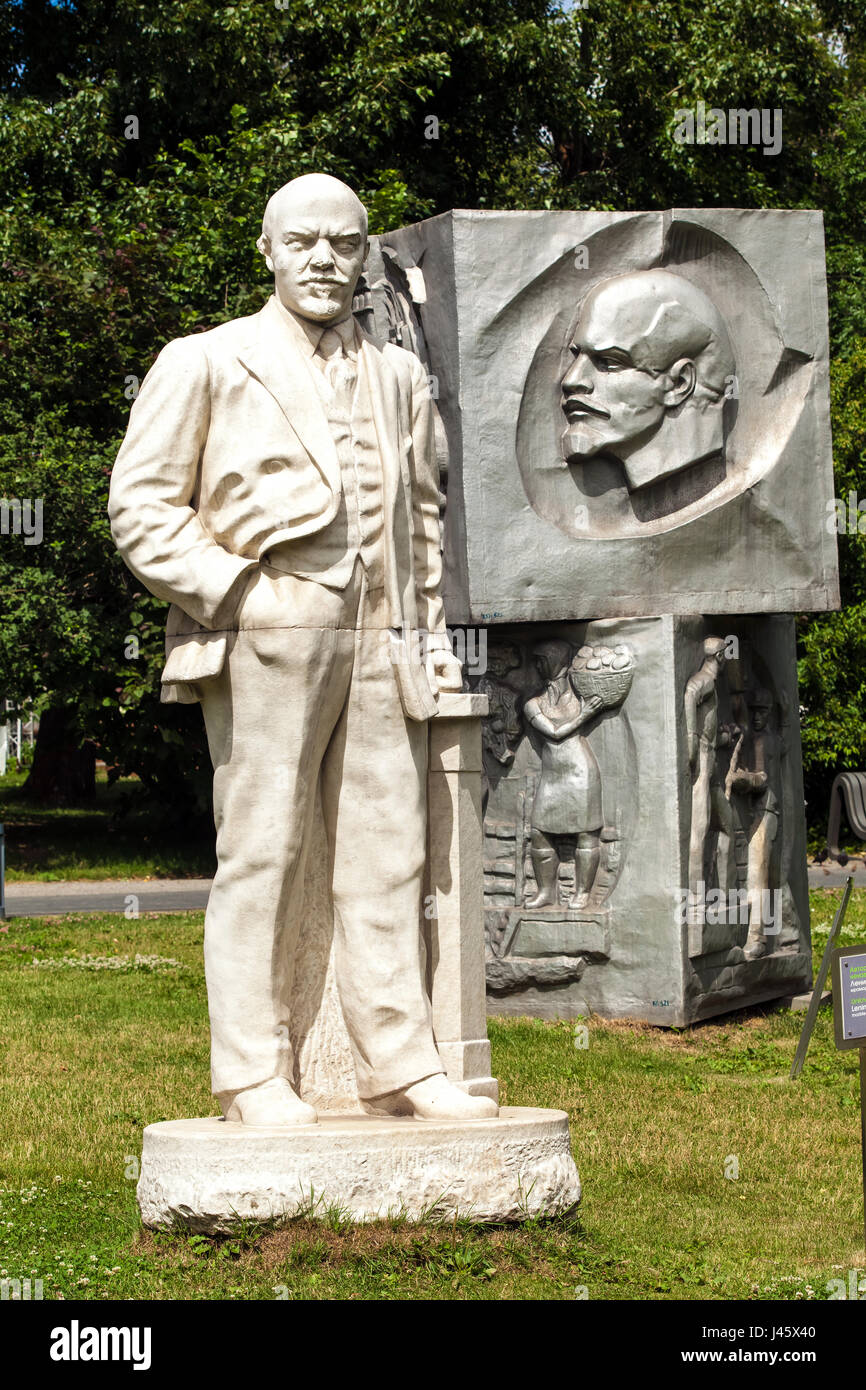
[0,0,863,817]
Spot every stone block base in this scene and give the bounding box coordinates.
[473,614,812,1024]
[137,1108,580,1231]
[782,987,832,1013]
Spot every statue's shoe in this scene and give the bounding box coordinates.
[224,1077,318,1127]
[365,1073,498,1122]
[525,891,557,909]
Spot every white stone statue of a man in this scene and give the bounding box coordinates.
[109,174,498,1127]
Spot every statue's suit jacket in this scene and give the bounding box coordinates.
[108,294,447,719]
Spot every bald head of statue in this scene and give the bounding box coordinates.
[561,269,736,492]
[256,174,369,324]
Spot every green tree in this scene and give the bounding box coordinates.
[0,0,863,822]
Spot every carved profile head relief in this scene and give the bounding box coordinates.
[703,635,728,674]
[532,638,573,687]
[561,270,736,491]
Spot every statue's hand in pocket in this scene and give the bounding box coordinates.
[236,562,302,631]
[236,564,277,629]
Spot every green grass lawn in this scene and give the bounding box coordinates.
[0,889,864,1301]
[0,768,216,881]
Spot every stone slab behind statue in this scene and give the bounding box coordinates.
[376,209,838,622]
[365,208,827,1025]
[464,614,810,1025]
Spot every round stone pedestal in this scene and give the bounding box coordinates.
[137,1107,580,1231]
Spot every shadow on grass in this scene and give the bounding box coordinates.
[0,770,215,880]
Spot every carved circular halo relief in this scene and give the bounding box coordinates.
[514,220,814,538]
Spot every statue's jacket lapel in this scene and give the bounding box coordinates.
[163,299,435,715]
[236,296,342,511]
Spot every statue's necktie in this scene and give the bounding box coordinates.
[317,326,357,402]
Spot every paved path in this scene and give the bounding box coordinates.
[1,862,865,917]
[2,878,212,917]
[807,858,866,889]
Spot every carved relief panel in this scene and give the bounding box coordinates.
[379,209,838,621]
[464,625,639,997]
[680,623,805,966]
[463,616,810,1023]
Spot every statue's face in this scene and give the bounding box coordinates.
[561,288,672,461]
[751,706,770,730]
[264,188,367,323]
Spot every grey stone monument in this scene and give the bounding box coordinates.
[372,208,836,1025]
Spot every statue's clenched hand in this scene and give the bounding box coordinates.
[427,648,464,693]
